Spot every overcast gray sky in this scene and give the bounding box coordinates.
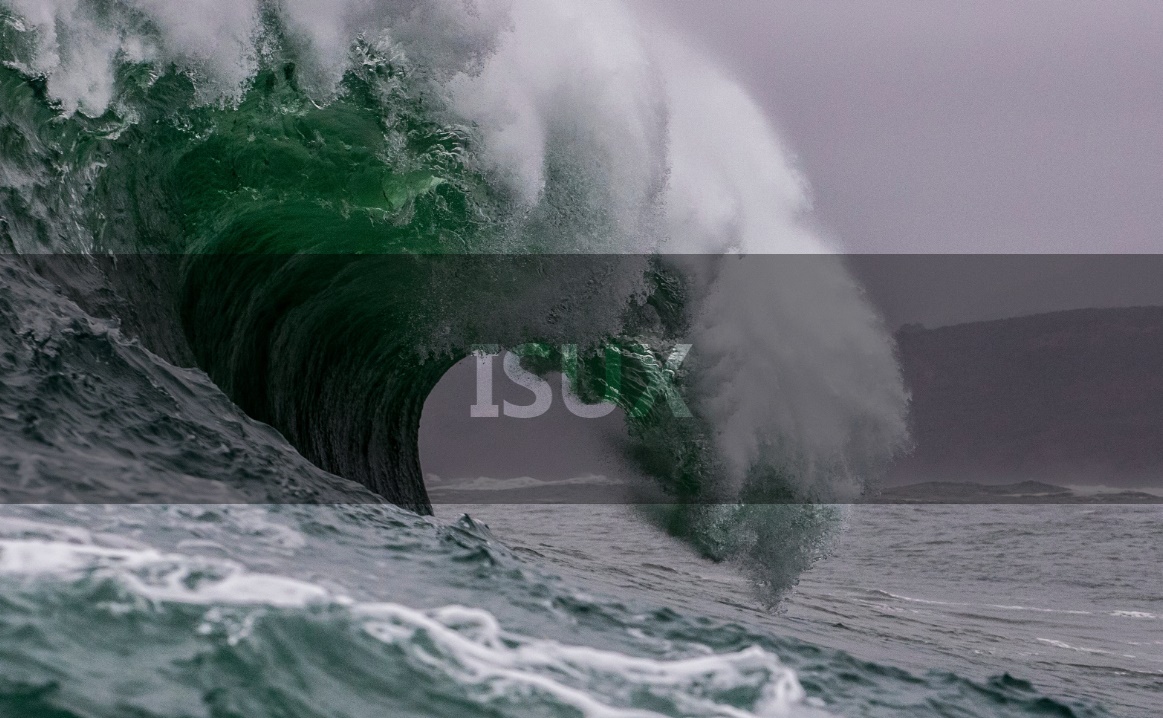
[639,0,1163,254]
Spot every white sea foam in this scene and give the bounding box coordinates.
[654,40,907,492]
[1111,610,1157,620]
[445,1,909,494]
[361,603,822,717]
[0,535,824,717]
[0,538,334,606]
[1035,638,1112,656]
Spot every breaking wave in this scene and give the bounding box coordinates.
[0,0,908,596]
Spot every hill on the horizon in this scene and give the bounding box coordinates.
[870,479,1163,504]
[888,306,1163,487]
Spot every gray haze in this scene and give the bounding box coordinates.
[639,0,1163,255]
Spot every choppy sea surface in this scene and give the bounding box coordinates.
[1,497,1155,717]
[441,503,1163,718]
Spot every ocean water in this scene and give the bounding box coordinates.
[443,504,1162,717]
[0,1,1154,716]
[0,498,1151,717]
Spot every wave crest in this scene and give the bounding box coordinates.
[1,0,909,597]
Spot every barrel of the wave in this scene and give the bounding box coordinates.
[177,242,691,513]
[161,64,710,514]
[161,59,482,511]
[180,245,462,512]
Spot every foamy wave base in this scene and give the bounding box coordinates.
[0,523,825,718]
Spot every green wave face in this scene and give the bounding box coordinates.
[107,56,503,254]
